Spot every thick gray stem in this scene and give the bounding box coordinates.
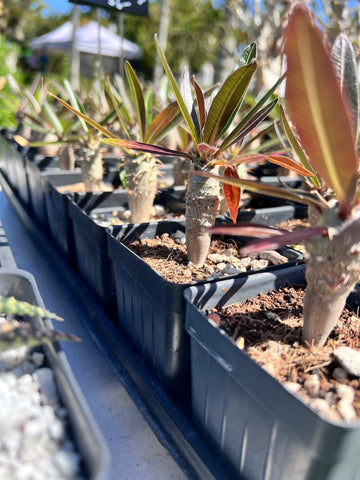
[80,145,103,192]
[185,169,220,267]
[124,154,158,223]
[303,211,360,346]
[58,145,75,171]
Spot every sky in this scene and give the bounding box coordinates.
[42,1,75,16]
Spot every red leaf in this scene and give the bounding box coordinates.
[284,4,359,212]
[223,167,241,223]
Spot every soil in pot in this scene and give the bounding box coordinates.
[206,284,360,423]
[124,235,295,284]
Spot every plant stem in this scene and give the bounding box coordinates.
[303,210,360,346]
[124,153,158,223]
[185,165,220,267]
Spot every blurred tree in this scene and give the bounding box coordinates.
[106,0,223,79]
[0,0,65,42]
[213,0,359,90]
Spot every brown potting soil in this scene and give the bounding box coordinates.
[124,235,290,284]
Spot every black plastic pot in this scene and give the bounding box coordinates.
[44,172,83,266]
[26,161,82,230]
[184,264,360,480]
[68,187,188,323]
[0,267,109,480]
[107,220,302,403]
[0,134,30,207]
[68,190,129,321]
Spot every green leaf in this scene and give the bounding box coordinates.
[144,89,154,129]
[203,61,257,145]
[45,88,116,139]
[42,101,64,137]
[124,61,147,141]
[63,79,88,133]
[218,98,277,153]
[284,4,359,212]
[104,77,132,139]
[218,73,285,153]
[331,34,359,138]
[238,42,257,66]
[154,34,200,145]
[279,105,320,188]
[145,101,182,145]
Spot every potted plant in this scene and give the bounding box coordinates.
[184,4,360,478]
[46,64,186,223]
[103,45,310,400]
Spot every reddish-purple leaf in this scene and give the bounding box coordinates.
[240,227,327,255]
[223,167,241,223]
[191,76,206,131]
[102,138,191,158]
[209,223,286,237]
[266,155,313,177]
[285,4,359,212]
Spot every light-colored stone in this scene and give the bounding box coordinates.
[336,384,355,403]
[259,250,287,265]
[337,399,357,422]
[334,347,360,377]
[304,374,321,397]
[250,259,269,270]
[284,382,302,394]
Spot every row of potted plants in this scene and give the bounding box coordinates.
[1,3,359,478]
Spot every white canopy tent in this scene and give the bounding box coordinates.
[29,20,142,76]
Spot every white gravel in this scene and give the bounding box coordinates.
[0,346,85,480]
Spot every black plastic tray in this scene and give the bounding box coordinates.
[0,165,241,480]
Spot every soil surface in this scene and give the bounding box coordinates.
[206,285,360,423]
[125,235,292,284]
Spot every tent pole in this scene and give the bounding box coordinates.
[118,12,124,76]
[70,5,80,90]
[96,8,103,79]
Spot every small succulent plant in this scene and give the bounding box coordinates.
[0,296,80,354]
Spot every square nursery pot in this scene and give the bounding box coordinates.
[44,171,83,267]
[0,134,30,207]
[25,159,78,229]
[68,187,186,323]
[0,267,109,480]
[184,264,360,480]
[68,189,129,322]
[107,220,302,403]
